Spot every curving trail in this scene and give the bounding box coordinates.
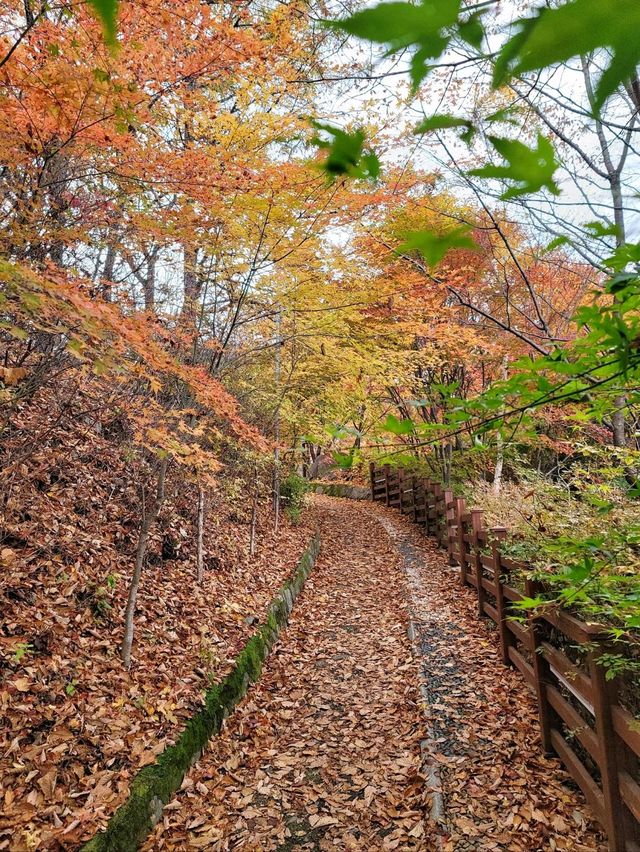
[143,496,606,851]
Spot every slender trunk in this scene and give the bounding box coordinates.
[196,485,205,583]
[443,442,452,487]
[182,245,201,312]
[307,446,322,479]
[582,57,628,447]
[122,457,169,669]
[143,248,157,312]
[493,434,504,496]
[102,243,116,301]
[45,147,70,265]
[273,309,282,533]
[612,397,627,447]
[249,465,259,557]
[23,0,34,27]
[493,355,509,495]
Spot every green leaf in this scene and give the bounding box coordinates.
[382,414,415,435]
[605,242,640,272]
[510,596,545,611]
[92,67,111,83]
[332,450,355,469]
[496,0,640,111]
[457,12,484,49]
[484,107,520,126]
[328,0,462,88]
[626,616,640,628]
[607,272,639,295]
[468,133,560,199]
[398,225,476,268]
[88,0,118,46]
[414,114,474,136]
[565,559,595,583]
[543,235,570,253]
[585,221,620,238]
[311,122,380,181]
[66,338,85,358]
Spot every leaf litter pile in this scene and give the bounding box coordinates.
[0,384,315,850]
[145,496,606,851]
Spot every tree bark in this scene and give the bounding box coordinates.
[273,308,282,533]
[249,465,259,557]
[102,243,116,301]
[493,355,509,495]
[143,246,158,312]
[122,457,169,669]
[612,396,627,448]
[196,485,205,583]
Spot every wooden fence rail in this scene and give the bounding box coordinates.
[370,463,640,851]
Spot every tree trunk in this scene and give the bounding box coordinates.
[143,246,158,312]
[122,457,169,669]
[493,355,509,495]
[102,243,116,301]
[273,308,282,533]
[249,465,259,557]
[182,245,201,310]
[581,58,629,448]
[307,445,322,479]
[196,485,205,583]
[493,432,504,496]
[612,396,627,448]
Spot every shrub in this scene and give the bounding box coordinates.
[280,472,310,523]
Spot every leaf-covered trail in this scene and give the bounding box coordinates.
[144,496,431,850]
[145,496,606,851]
[378,510,607,852]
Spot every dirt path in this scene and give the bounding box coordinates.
[143,497,607,851]
[144,496,432,850]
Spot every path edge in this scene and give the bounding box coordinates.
[81,533,321,852]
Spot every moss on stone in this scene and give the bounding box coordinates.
[81,534,320,852]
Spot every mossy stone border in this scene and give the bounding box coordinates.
[310,482,370,500]
[82,534,321,852]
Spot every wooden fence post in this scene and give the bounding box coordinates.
[369,462,376,501]
[472,511,486,618]
[424,480,432,535]
[398,468,405,513]
[526,578,556,754]
[411,475,418,522]
[432,483,443,547]
[444,489,456,564]
[588,643,626,851]
[490,527,510,665]
[384,464,390,506]
[455,497,467,584]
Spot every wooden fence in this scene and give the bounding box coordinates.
[370,463,640,851]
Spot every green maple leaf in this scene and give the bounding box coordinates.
[311,123,380,181]
[495,0,640,111]
[88,0,118,46]
[398,226,477,268]
[468,134,560,199]
[328,0,463,89]
[414,113,474,138]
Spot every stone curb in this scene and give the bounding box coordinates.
[81,534,321,852]
[310,482,370,500]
